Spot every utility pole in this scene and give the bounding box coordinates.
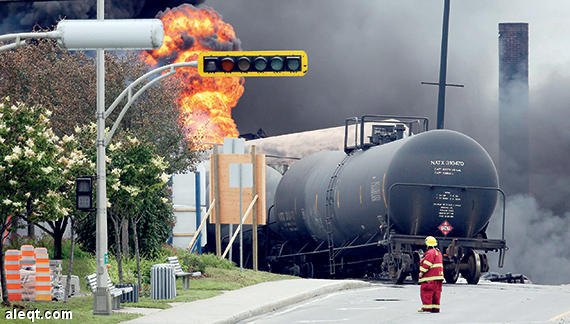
[421,0,463,129]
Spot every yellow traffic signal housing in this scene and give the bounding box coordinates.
[198,50,308,77]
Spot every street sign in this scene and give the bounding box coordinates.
[229,163,253,188]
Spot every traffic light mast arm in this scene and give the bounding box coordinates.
[104,61,197,146]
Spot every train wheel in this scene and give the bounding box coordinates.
[460,249,481,284]
[410,251,421,284]
[390,266,408,284]
[444,267,460,284]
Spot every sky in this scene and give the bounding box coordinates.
[1,0,569,283]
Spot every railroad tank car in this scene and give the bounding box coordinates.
[266,116,506,284]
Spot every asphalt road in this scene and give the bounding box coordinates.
[241,281,570,324]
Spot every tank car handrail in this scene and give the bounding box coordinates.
[344,117,360,153]
[344,115,430,153]
[386,182,507,267]
[359,115,430,148]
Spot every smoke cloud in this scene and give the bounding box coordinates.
[207,0,569,283]
[487,195,570,284]
[0,0,205,33]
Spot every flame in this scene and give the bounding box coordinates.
[142,4,244,147]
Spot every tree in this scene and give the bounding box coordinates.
[105,133,171,282]
[0,37,200,246]
[0,98,67,306]
[0,38,200,174]
[34,131,93,259]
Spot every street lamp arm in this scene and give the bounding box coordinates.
[0,30,61,42]
[104,61,197,119]
[0,31,61,52]
[105,67,176,146]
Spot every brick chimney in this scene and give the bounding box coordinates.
[498,23,529,195]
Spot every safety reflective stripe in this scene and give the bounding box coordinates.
[423,260,433,266]
[430,263,443,268]
[422,304,437,309]
[419,266,428,273]
[418,275,444,283]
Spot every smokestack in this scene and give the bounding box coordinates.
[498,23,529,195]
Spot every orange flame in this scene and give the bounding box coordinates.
[142,5,244,147]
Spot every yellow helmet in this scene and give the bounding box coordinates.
[425,236,437,247]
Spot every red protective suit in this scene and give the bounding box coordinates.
[418,247,444,312]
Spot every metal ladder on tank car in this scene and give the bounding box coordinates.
[324,154,352,275]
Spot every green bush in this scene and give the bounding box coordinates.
[179,252,235,273]
[5,234,54,253]
[4,235,90,260]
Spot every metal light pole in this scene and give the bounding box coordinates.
[93,0,111,315]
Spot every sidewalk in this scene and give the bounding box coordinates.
[120,279,370,324]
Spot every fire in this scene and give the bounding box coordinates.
[142,4,244,147]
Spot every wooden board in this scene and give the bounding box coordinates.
[210,154,266,225]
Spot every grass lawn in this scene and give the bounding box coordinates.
[0,266,296,323]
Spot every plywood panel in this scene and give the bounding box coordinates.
[210,154,266,225]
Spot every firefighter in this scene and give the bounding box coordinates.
[418,236,444,313]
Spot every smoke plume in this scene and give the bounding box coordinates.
[206,0,569,283]
[0,0,205,33]
[488,195,570,284]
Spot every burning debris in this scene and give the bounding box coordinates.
[142,4,244,147]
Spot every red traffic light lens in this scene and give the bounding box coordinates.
[221,58,235,72]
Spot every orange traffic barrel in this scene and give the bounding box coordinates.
[20,245,35,269]
[4,250,21,301]
[20,245,35,301]
[34,247,47,255]
[34,251,51,302]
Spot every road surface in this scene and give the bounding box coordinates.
[241,280,570,324]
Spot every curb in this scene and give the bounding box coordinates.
[213,280,371,324]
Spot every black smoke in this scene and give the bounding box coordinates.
[206,0,569,284]
[0,0,205,33]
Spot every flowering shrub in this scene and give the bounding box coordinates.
[0,98,68,304]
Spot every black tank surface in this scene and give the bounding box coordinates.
[273,129,498,245]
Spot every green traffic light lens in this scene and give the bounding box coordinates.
[286,57,301,71]
[270,57,284,71]
[221,58,235,72]
[254,57,267,71]
[237,57,251,71]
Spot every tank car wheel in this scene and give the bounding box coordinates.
[391,268,408,284]
[410,251,421,284]
[444,267,460,284]
[461,249,481,285]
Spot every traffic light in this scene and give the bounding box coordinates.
[76,176,93,211]
[198,50,308,77]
